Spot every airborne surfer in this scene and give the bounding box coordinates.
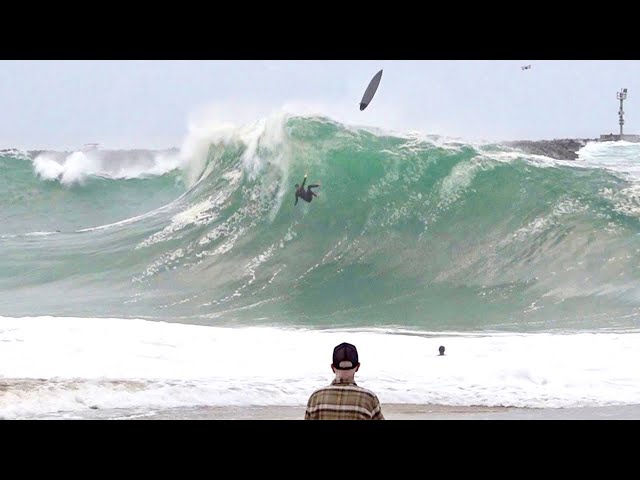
[294,174,320,205]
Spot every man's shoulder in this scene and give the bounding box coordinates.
[355,385,381,402]
[308,384,333,397]
[311,383,380,398]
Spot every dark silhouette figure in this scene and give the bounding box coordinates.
[294,175,320,205]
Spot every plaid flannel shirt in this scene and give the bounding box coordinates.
[305,378,385,420]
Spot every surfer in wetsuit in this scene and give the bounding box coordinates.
[294,174,320,205]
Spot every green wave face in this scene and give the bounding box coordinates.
[2,116,640,332]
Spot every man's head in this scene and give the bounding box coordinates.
[332,342,360,377]
[295,184,299,189]
[438,345,445,355]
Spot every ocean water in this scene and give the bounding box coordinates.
[2,114,640,419]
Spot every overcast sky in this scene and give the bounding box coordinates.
[1,60,639,149]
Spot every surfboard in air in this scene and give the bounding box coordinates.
[359,69,383,111]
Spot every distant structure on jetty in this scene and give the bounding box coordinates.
[600,88,640,142]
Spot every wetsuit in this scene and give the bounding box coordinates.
[294,176,319,205]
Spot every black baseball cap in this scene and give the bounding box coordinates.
[332,342,359,370]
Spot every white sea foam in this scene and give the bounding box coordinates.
[1,316,639,418]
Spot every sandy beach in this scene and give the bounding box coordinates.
[19,403,640,420]
[135,404,640,420]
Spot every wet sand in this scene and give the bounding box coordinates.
[146,403,640,420]
[30,403,640,420]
